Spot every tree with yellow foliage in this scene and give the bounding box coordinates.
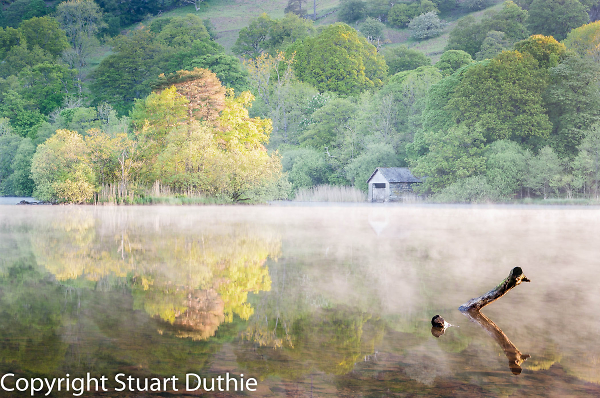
[31,129,95,203]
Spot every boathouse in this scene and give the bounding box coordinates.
[367,167,421,202]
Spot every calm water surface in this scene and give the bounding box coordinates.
[0,205,599,397]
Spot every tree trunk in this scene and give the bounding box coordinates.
[459,267,530,312]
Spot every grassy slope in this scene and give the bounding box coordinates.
[145,0,341,52]
[146,0,504,61]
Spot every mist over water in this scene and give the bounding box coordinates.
[1,205,599,397]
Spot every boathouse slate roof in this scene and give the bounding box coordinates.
[366,167,422,184]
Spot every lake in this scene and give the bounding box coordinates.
[0,205,599,397]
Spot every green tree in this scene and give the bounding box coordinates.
[0,130,22,195]
[2,0,47,28]
[524,145,563,198]
[18,62,78,114]
[299,97,357,149]
[90,30,165,115]
[544,56,600,158]
[378,66,442,142]
[285,0,308,16]
[18,17,69,57]
[513,34,566,68]
[484,139,531,197]
[359,17,385,39]
[346,143,401,191]
[435,49,473,75]
[388,3,419,28]
[475,30,509,60]
[573,123,600,197]
[527,0,589,41]
[461,0,494,10]
[291,23,387,95]
[281,147,332,190]
[0,90,47,138]
[154,14,210,48]
[233,13,315,58]
[383,46,431,75]
[410,125,487,193]
[31,129,96,203]
[563,20,600,60]
[9,137,35,196]
[232,13,273,58]
[339,0,368,23]
[448,50,551,143]
[418,0,440,14]
[446,1,529,57]
[367,0,393,19]
[56,0,106,67]
[409,12,446,40]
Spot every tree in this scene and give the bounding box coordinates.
[484,139,531,197]
[409,12,446,40]
[0,130,22,195]
[367,0,393,20]
[339,0,368,23]
[18,62,78,114]
[232,13,273,58]
[448,50,552,143]
[153,68,226,122]
[2,0,47,28]
[154,14,210,48]
[285,0,308,16]
[18,17,69,57]
[435,50,473,75]
[418,0,440,14]
[299,97,357,149]
[31,129,95,203]
[461,0,494,10]
[388,3,419,28]
[410,125,487,193]
[281,147,332,191]
[359,17,385,40]
[90,30,165,115]
[524,146,563,198]
[9,137,35,196]
[573,123,600,197]
[544,56,600,159]
[56,0,106,67]
[378,66,442,142]
[513,34,566,68]
[291,23,388,95]
[346,143,401,191]
[446,1,529,57]
[527,0,589,41]
[563,20,600,61]
[475,31,509,60]
[233,13,315,58]
[383,46,431,75]
[244,52,297,144]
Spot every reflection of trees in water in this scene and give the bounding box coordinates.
[0,239,69,375]
[30,212,278,340]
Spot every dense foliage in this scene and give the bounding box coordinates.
[3,0,600,203]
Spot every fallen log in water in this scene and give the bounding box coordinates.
[459,267,530,312]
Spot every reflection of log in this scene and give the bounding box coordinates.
[462,309,530,375]
[459,267,530,312]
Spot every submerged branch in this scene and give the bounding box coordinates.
[459,267,530,312]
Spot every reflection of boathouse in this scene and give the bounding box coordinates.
[367,167,421,203]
